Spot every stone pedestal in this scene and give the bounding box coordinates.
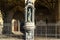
[24,22,35,40]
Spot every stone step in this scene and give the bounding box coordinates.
[0,34,60,40]
[0,37,60,40]
[0,34,24,40]
[0,38,23,40]
[35,37,60,40]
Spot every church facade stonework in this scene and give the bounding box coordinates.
[0,0,60,40]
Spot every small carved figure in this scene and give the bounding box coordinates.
[27,7,32,22]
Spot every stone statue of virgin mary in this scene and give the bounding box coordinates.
[27,7,32,22]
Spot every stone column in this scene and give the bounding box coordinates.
[0,10,3,34]
[58,0,60,37]
[24,0,35,40]
[3,17,12,34]
[2,11,12,34]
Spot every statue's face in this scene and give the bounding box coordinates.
[27,7,32,14]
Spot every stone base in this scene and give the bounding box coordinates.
[24,22,35,31]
